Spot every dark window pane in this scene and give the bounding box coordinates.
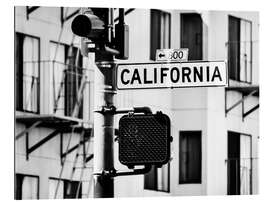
[64,180,81,199]
[181,13,203,60]
[227,131,240,195]
[144,166,157,190]
[144,164,170,192]
[150,9,171,60]
[15,33,40,113]
[228,16,240,81]
[179,131,202,184]
[15,33,24,111]
[150,10,161,60]
[15,174,24,200]
[15,174,39,200]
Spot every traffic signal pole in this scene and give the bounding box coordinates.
[92,8,115,198]
[93,60,115,198]
[72,7,132,198]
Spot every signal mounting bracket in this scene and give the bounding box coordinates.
[93,165,152,178]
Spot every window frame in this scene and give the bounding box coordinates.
[15,173,40,200]
[49,41,84,118]
[150,9,171,61]
[15,32,41,114]
[179,130,202,184]
[144,163,170,193]
[48,177,82,199]
[180,13,203,60]
[228,15,253,84]
[227,131,253,195]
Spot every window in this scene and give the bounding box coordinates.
[144,163,170,192]
[15,33,40,113]
[181,13,203,60]
[15,174,39,200]
[228,16,252,83]
[50,42,83,118]
[179,131,201,184]
[64,45,83,118]
[150,9,171,60]
[49,178,82,199]
[227,132,252,195]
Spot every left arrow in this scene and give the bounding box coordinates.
[159,53,165,58]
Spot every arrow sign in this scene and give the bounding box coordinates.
[116,61,227,90]
[156,49,189,61]
[158,53,166,58]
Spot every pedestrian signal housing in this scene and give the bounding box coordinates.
[118,112,171,167]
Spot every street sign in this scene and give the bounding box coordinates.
[118,112,171,166]
[116,61,227,90]
[156,48,189,61]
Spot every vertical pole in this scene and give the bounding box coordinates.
[26,132,29,160]
[242,93,244,122]
[250,157,253,194]
[236,159,239,195]
[91,8,115,198]
[227,160,230,195]
[93,61,115,197]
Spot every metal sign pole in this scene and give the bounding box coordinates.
[92,8,115,198]
[93,61,115,198]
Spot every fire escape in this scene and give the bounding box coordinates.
[16,7,93,198]
[224,37,259,195]
[225,85,259,120]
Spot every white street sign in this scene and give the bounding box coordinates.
[156,49,189,61]
[116,61,227,90]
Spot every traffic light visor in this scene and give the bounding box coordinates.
[71,13,105,40]
[71,14,92,37]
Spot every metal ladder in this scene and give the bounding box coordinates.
[54,65,87,116]
[53,69,67,114]
[53,34,77,114]
[53,71,90,199]
[68,129,93,198]
[54,128,93,198]
[54,126,75,198]
[51,7,92,198]
[53,63,88,199]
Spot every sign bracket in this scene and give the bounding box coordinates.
[94,106,153,115]
[225,89,258,116]
[93,165,152,178]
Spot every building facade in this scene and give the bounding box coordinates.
[15,6,259,199]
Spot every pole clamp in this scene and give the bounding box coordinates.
[93,165,152,178]
[94,105,116,114]
[93,168,116,177]
[127,111,134,117]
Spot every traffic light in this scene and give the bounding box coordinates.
[71,9,107,42]
[71,8,129,60]
[118,112,171,167]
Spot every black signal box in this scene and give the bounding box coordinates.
[118,112,171,167]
